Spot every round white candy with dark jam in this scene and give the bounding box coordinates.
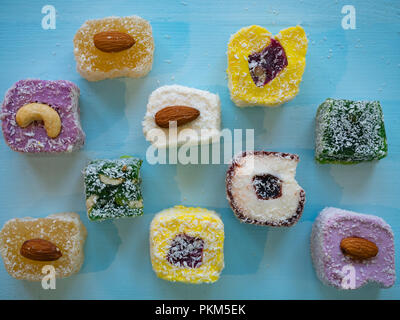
[226,151,305,227]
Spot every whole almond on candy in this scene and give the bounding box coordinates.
[20,239,62,261]
[155,106,200,128]
[340,237,378,260]
[93,31,135,53]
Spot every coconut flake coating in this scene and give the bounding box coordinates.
[142,85,221,149]
[0,212,87,281]
[310,207,395,289]
[83,157,143,221]
[150,206,224,284]
[73,15,154,81]
[1,79,85,153]
[315,99,387,163]
[227,25,308,107]
[226,151,305,227]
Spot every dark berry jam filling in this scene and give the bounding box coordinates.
[248,38,288,87]
[252,174,282,200]
[167,233,204,268]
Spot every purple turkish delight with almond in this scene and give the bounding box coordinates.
[1,79,85,153]
[311,207,395,290]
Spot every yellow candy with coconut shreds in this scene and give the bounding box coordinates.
[73,15,154,81]
[150,206,224,284]
[227,25,308,107]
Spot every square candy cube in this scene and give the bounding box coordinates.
[226,151,305,227]
[315,99,387,163]
[1,79,85,153]
[142,85,221,148]
[73,15,154,81]
[0,212,87,281]
[150,206,224,284]
[227,25,308,107]
[84,157,143,221]
[311,207,395,289]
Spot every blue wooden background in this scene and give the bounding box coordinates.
[0,0,399,299]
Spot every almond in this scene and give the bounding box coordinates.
[340,237,378,260]
[93,31,135,53]
[155,106,200,128]
[20,239,62,261]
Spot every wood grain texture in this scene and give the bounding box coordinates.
[0,0,399,299]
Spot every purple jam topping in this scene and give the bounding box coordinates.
[248,38,288,87]
[167,233,204,268]
[252,174,282,200]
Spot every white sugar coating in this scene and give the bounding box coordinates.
[0,212,87,281]
[315,99,387,163]
[73,15,154,81]
[227,152,305,226]
[142,85,221,148]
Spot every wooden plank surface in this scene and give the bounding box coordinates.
[0,0,399,299]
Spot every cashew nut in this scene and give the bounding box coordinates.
[99,174,124,185]
[86,195,98,211]
[129,199,143,209]
[15,103,61,138]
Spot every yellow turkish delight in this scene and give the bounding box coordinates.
[227,25,308,107]
[73,15,154,81]
[0,212,87,281]
[150,206,224,284]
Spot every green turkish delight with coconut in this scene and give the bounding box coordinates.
[315,99,387,163]
[84,156,143,221]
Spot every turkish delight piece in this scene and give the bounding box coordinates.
[1,79,85,153]
[311,207,395,289]
[226,151,305,226]
[0,212,87,281]
[84,157,143,221]
[227,25,308,107]
[315,99,388,163]
[150,206,224,284]
[73,15,154,81]
[142,85,221,148]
